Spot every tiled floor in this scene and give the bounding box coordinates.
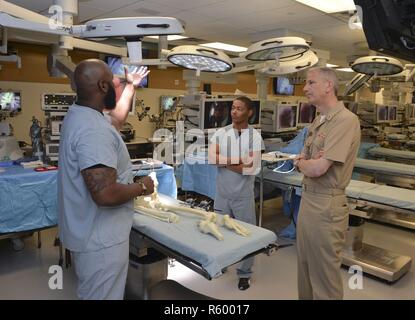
[0,198,414,300]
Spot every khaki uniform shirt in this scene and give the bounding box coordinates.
[301,101,361,190]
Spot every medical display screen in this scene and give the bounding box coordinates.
[248,100,261,126]
[376,105,398,123]
[297,102,316,125]
[277,104,297,131]
[0,91,21,112]
[107,56,148,88]
[273,77,294,96]
[160,96,177,112]
[202,100,233,130]
[406,104,415,120]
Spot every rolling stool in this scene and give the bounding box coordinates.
[149,280,216,300]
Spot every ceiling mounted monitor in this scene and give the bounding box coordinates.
[167,45,233,76]
[240,37,310,61]
[351,56,404,76]
[353,0,415,62]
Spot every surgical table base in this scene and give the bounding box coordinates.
[126,231,169,300]
[342,214,411,282]
[342,243,412,283]
[341,205,413,282]
[342,211,412,282]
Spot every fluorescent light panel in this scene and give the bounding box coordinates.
[295,0,356,13]
[336,67,354,72]
[147,35,188,41]
[200,42,247,53]
[352,21,363,29]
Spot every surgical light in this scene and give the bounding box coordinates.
[344,73,373,96]
[167,45,233,76]
[351,56,404,76]
[258,49,318,76]
[0,14,185,64]
[241,37,310,62]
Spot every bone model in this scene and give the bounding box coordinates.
[134,173,250,240]
[198,218,224,241]
[219,215,251,237]
[134,172,180,223]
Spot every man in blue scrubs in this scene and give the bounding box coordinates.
[58,59,154,299]
[208,96,263,290]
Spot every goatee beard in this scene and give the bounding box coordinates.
[104,84,117,110]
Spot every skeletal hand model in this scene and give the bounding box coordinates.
[134,173,250,240]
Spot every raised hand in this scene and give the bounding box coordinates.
[124,66,150,87]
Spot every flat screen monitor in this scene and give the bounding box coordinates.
[354,0,415,62]
[200,98,261,130]
[0,91,21,112]
[248,100,261,127]
[406,104,415,121]
[277,104,298,132]
[273,77,294,96]
[160,96,177,112]
[388,106,397,121]
[376,105,398,123]
[106,56,148,88]
[297,102,316,126]
[201,99,233,130]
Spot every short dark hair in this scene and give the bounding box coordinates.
[234,96,253,110]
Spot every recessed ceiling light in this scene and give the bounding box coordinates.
[147,35,188,41]
[295,0,356,13]
[200,42,247,53]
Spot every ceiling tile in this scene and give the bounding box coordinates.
[7,0,52,13]
[145,0,227,10]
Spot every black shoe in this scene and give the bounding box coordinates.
[238,278,251,290]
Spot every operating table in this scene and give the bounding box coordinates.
[261,169,413,282]
[127,194,278,299]
[354,158,415,189]
[368,147,415,165]
[351,158,415,230]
